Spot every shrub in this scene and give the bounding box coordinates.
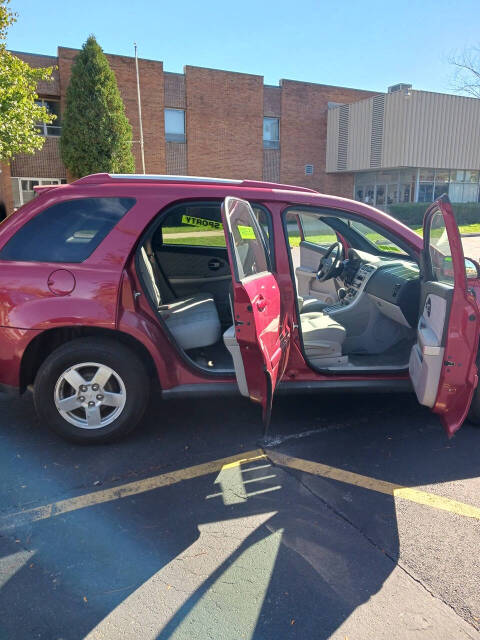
[388,202,480,227]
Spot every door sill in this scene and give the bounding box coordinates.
[278,378,412,394]
[310,362,410,375]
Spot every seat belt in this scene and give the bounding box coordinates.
[147,252,176,304]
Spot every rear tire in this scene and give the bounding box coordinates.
[34,337,150,443]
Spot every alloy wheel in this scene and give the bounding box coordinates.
[53,362,127,429]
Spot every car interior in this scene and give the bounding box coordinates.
[136,200,425,377]
[136,201,258,374]
[286,209,421,372]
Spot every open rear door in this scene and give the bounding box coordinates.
[221,197,291,428]
[409,195,479,437]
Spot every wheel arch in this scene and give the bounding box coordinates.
[20,326,159,392]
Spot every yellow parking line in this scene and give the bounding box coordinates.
[268,451,480,521]
[0,450,266,530]
[2,447,478,531]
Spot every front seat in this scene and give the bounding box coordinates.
[138,248,221,351]
[298,295,331,314]
[300,311,346,363]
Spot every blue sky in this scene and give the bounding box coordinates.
[7,0,480,94]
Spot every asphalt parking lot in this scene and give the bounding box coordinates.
[1,389,480,640]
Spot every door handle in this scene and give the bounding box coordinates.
[256,294,267,312]
[208,258,222,271]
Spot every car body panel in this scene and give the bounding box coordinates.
[0,174,477,435]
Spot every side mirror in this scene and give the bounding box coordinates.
[464,257,480,280]
[440,256,480,280]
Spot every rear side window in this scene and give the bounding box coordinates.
[155,201,274,263]
[0,197,135,263]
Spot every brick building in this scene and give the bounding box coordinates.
[0,47,374,214]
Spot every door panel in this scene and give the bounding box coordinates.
[221,196,291,427]
[409,283,451,407]
[409,196,479,437]
[155,245,232,323]
[295,241,339,304]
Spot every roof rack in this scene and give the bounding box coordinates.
[73,173,317,193]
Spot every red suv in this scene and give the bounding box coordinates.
[0,173,479,443]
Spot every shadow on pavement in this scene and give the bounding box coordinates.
[0,390,479,638]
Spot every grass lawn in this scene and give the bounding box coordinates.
[161,221,480,249]
[412,223,480,237]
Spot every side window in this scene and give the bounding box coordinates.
[427,210,454,284]
[161,203,227,248]
[0,197,135,263]
[223,198,269,280]
[297,212,338,248]
[158,202,274,261]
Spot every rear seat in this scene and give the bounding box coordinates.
[138,248,221,350]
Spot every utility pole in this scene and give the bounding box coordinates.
[134,42,146,174]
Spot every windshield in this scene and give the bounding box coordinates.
[348,220,408,256]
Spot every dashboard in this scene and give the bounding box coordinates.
[324,248,421,328]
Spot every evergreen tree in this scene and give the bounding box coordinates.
[60,36,135,177]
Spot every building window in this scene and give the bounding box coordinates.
[165,109,185,143]
[263,117,279,149]
[35,99,61,136]
[448,170,480,203]
[354,168,480,206]
[11,177,66,209]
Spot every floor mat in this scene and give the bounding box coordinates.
[348,338,414,368]
[186,341,234,372]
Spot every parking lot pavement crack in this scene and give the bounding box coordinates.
[264,451,480,635]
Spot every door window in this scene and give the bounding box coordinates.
[161,203,227,248]
[159,202,272,256]
[296,212,337,248]
[223,198,270,281]
[426,210,454,285]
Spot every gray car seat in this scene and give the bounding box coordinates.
[138,247,221,350]
[300,311,346,364]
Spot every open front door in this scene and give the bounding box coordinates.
[409,195,479,437]
[221,197,290,427]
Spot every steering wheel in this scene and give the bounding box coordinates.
[316,241,344,282]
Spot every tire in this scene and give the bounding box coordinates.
[33,337,150,443]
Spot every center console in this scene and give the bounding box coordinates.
[323,263,376,314]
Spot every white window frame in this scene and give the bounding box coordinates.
[263,117,280,149]
[164,108,186,143]
[35,99,61,137]
[11,177,66,209]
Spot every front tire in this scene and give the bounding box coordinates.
[34,337,150,443]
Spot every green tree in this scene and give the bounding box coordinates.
[0,0,55,161]
[60,36,135,178]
